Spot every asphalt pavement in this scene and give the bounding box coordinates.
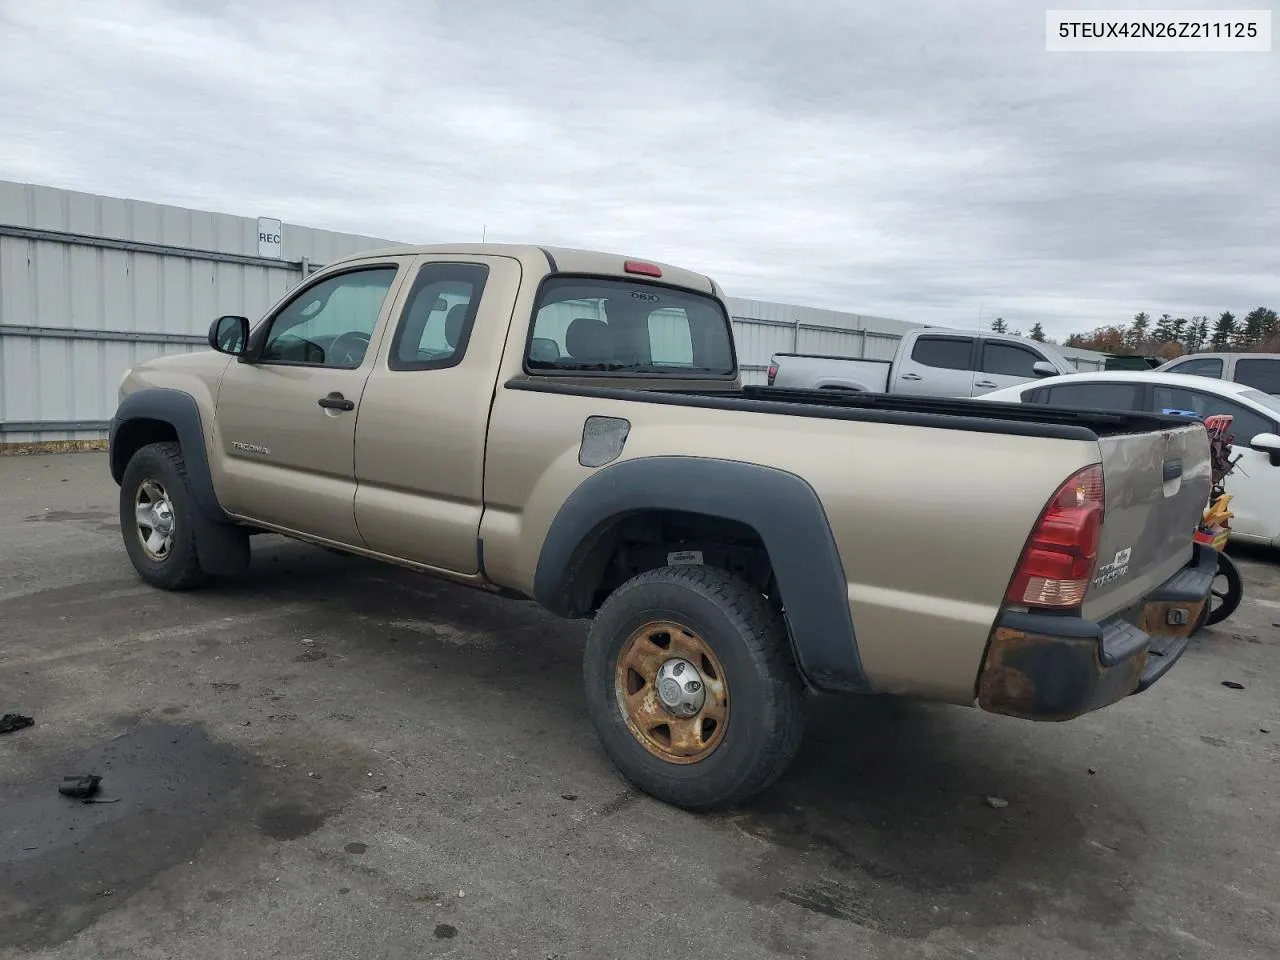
[1,451,1277,960]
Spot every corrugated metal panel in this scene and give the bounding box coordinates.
[796,327,866,357]
[0,179,406,442]
[861,333,903,361]
[730,319,797,369]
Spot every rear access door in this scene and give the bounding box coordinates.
[890,333,977,397]
[1082,421,1212,623]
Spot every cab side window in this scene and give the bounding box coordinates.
[981,342,1042,378]
[260,267,398,368]
[387,262,491,371]
[910,336,973,370]
[1044,382,1143,412]
[1234,358,1280,394]
[1166,356,1223,379]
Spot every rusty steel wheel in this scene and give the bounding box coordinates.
[614,620,729,764]
[583,565,806,811]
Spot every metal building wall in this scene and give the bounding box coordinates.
[0,180,400,444]
[725,297,913,385]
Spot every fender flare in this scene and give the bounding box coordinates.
[534,456,869,694]
[109,388,248,574]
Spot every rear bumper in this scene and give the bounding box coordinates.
[976,541,1217,721]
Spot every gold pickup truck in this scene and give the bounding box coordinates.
[110,243,1218,809]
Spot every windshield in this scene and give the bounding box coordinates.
[527,276,736,377]
[1035,342,1076,371]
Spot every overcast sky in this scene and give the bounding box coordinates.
[1,0,1276,338]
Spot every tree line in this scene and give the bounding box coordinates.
[1053,308,1279,359]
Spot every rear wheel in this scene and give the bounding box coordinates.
[582,565,805,810]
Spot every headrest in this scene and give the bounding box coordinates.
[565,317,612,363]
[444,303,469,349]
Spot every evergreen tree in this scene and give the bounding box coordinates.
[1028,322,1046,342]
[1241,307,1277,348]
[1210,311,1236,349]
[990,318,1007,333]
[1128,312,1150,351]
[1190,317,1209,353]
[1153,313,1175,343]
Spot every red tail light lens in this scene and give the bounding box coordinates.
[767,363,778,385]
[623,260,662,277]
[1006,464,1104,608]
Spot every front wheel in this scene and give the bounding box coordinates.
[1204,551,1243,626]
[582,565,806,811]
[119,441,209,590]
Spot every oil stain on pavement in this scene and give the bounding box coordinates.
[0,722,336,951]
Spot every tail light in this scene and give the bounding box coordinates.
[1006,464,1104,609]
[624,260,662,277]
[767,362,778,385]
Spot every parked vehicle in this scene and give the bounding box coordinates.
[766,327,1077,397]
[1156,352,1280,394]
[977,370,1280,547]
[110,243,1215,810]
[1104,354,1162,371]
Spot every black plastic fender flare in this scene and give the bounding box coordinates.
[534,455,870,694]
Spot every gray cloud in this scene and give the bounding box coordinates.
[1,0,1275,338]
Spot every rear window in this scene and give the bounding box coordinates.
[527,277,735,376]
[1234,358,1280,394]
[910,336,972,371]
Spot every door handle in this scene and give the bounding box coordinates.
[975,380,998,388]
[317,392,355,411]
[901,373,922,381]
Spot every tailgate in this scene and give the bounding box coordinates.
[1083,421,1212,622]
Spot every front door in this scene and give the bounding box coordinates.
[211,261,407,545]
[972,339,1048,396]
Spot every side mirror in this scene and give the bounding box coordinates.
[209,315,249,356]
[1032,361,1058,378]
[1248,431,1280,466]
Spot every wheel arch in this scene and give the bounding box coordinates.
[533,456,870,694]
[110,388,225,520]
[110,388,248,575]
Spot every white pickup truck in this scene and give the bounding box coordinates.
[768,327,1078,397]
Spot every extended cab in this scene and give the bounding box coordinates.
[768,327,1077,397]
[110,244,1217,810]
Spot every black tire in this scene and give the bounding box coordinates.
[119,441,209,590]
[583,565,806,811]
[1204,552,1243,626]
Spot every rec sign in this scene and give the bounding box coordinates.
[257,217,282,259]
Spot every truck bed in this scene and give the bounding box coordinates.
[505,378,1195,440]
